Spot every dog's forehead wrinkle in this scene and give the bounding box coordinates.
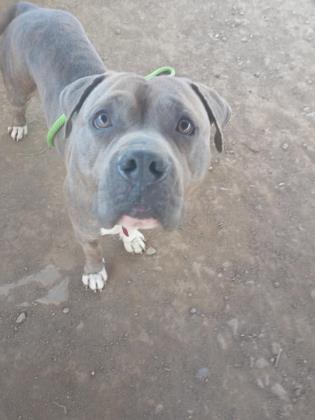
[85,76,148,115]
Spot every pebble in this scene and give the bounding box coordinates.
[255,357,269,369]
[271,342,281,355]
[227,318,239,336]
[146,247,157,256]
[62,307,70,314]
[256,378,265,389]
[271,383,289,401]
[196,367,209,383]
[217,333,227,350]
[115,28,121,35]
[90,371,95,376]
[155,404,164,414]
[281,143,289,150]
[310,289,315,299]
[16,312,27,324]
[189,307,197,315]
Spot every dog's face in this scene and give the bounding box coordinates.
[60,73,231,230]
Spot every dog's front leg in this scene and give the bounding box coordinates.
[75,232,107,292]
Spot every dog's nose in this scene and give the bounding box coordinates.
[117,149,170,185]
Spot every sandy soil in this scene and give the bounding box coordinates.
[0,0,314,419]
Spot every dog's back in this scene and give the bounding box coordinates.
[0,2,105,125]
[0,2,35,35]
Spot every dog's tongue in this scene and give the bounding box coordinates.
[118,215,159,230]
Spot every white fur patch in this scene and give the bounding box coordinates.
[81,266,107,291]
[120,228,146,254]
[100,225,122,236]
[100,225,146,254]
[8,125,28,142]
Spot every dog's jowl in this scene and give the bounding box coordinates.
[0,2,231,290]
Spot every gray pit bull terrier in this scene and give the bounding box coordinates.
[0,2,231,291]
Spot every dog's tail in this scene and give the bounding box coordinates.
[0,2,36,35]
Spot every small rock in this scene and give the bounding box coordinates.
[114,28,121,35]
[273,281,280,288]
[196,367,209,383]
[76,321,84,331]
[271,383,289,401]
[208,166,214,171]
[271,342,281,355]
[189,307,197,315]
[255,357,269,369]
[90,371,95,376]
[310,289,315,299]
[217,333,227,350]
[227,318,239,336]
[16,312,27,324]
[155,404,164,414]
[281,143,289,150]
[62,307,70,314]
[256,378,265,389]
[146,247,157,256]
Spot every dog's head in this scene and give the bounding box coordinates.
[59,72,231,230]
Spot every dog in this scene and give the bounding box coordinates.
[0,2,231,291]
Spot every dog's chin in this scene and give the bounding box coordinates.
[118,215,160,230]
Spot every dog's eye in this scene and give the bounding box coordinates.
[177,118,195,135]
[93,112,112,129]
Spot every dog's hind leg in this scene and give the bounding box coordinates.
[7,103,28,142]
[2,73,35,142]
[0,45,35,142]
[0,71,34,142]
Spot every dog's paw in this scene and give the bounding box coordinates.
[81,266,108,291]
[8,125,28,142]
[120,229,146,254]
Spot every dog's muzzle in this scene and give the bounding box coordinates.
[117,148,171,187]
[96,135,183,229]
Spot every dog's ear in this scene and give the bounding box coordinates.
[59,73,106,138]
[190,83,231,152]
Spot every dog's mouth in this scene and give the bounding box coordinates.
[118,214,160,230]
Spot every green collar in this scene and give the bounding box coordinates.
[47,66,175,147]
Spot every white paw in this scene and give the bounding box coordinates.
[120,229,146,254]
[8,125,28,142]
[81,266,107,291]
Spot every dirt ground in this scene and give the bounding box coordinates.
[0,0,314,419]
